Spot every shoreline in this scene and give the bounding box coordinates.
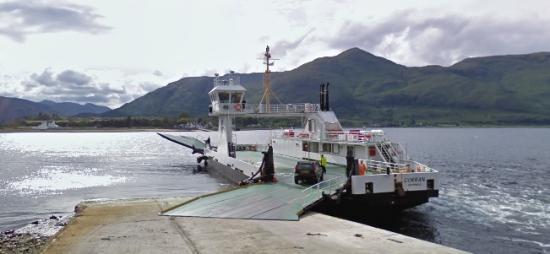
[1,125,548,134]
[0,128,194,133]
[0,214,71,254]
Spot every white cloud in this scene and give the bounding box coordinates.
[0,0,110,42]
[1,0,550,107]
[0,68,171,107]
[326,9,550,66]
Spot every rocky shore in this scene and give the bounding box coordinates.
[0,231,49,254]
[0,215,70,254]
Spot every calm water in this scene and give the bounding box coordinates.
[0,132,225,231]
[0,129,549,254]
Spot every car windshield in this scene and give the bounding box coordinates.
[297,162,314,170]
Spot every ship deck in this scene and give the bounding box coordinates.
[162,151,348,220]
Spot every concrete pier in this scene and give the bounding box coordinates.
[43,197,468,254]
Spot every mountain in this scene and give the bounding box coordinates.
[0,97,111,123]
[39,100,111,116]
[0,96,50,123]
[105,48,550,126]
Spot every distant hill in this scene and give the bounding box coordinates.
[39,100,110,116]
[108,48,550,125]
[0,96,50,123]
[0,97,110,123]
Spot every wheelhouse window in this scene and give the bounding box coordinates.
[231,93,242,103]
[218,92,230,103]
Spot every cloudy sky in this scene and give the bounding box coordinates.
[1,0,550,108]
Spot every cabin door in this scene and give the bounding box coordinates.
[347,145,355,156]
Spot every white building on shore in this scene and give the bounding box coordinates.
[32,121,60,130]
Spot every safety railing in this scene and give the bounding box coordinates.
[409,161,436,173]
[278,130,386,143]
[299,176,345,208]
[279,130,385,143]
[210,103,320,115]
[363,159,435,174]
[327,129,383,140]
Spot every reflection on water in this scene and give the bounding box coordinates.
[0,132,224,231]
[8,166,128,195]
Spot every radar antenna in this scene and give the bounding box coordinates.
[258,45,282,112]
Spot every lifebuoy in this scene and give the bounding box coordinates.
[234,104,242,111]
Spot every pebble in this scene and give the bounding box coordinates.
[0,215,69,253]
[2,230,14,235]
[55,221,67,227]
[0,232,49,253]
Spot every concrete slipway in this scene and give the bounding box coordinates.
[42,197,468,254]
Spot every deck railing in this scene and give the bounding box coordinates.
[299,176,345,208]
[279,130,385,143]
[363,159,435,174]
[210,103,320,115]
[323,130,383,143]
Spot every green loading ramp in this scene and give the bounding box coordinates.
[162,151,347,220]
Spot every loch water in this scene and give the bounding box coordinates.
[0,129,548,253]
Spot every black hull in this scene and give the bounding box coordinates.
[319,190,439,212]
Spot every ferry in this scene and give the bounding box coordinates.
[159,46,439,214]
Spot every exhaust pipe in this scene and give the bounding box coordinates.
[320,83,325,111]
[325,82,330,111]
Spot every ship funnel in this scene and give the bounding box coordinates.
[325,82,330,111]
[320,83,325,111]
[319,83,330,111]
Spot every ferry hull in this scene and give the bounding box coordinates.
[325,190,439,211]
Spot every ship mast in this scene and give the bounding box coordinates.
[259,45,281,112]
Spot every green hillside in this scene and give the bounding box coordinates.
[106,48,550,126]
[0,97,110,123]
